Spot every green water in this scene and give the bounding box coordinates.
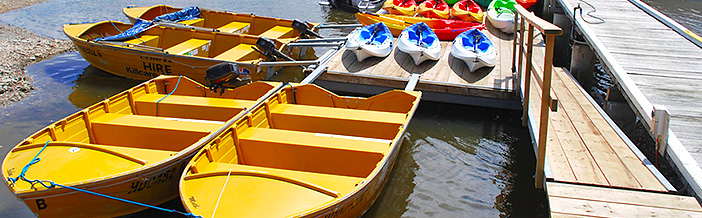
[0,0,547,217]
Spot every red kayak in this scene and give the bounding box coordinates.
[417,0,450,19]
[355,12,485,40]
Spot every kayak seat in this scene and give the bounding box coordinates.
[259,26,294,39]
[237,127,387,178]
[164,38,211,57]
[91,113,221,151]
[477,41,491,53]
[359,29,372,42]
[134,93,255,121]
[422,34,436,47]
[123,35,160,47]
[270,104,405,140]
[179,18,205,27]
[372,34,388,45]
[203,163,365,196]
[217,21,250,34]
[214,44,259,62]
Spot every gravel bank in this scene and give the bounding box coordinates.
[0,0,75,106]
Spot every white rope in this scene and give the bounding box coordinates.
[211,169,232,218]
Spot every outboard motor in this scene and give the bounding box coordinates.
[252,37,295,62]
[292,19,323,39]
[204,63,251,95]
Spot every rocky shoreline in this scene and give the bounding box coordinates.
[0,0,75,106]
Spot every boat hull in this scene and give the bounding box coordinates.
[451,29,497,72]
[180,84,421,217]
[382,0,417,16]
[397,23,441,65]
[345,23,393,62]
[487,0,517,34]
[451,0,484,23]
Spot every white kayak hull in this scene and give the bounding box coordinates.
[396,24,441,65]
[346,23,394,62]
[451,45,497,72]
[487,8,515,34]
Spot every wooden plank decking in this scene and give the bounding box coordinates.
[548,182,702,217]
[320,24,515,100]
[558,0,702,173]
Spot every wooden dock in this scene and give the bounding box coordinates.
[556,0,702,199]
[304,3,702,216]
[315,24,519,109]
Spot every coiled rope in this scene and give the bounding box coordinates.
[7,140,201,218]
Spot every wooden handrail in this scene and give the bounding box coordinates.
[510,4,562,190]
[514,5,562,35]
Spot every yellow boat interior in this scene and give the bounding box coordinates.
[2,76,279,194]
[63,21,288,63]
[123,4,318,39]
[180,84,421,217]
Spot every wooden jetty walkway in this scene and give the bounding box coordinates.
[556,0,702,200]
[302,3,702,217]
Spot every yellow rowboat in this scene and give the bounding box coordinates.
[122,5,321,41]
[180,84,422,217]
[2,75,281,217]
[63,20,297,84]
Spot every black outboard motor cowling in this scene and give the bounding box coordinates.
[204,63,251,95]
[292,19,323,39]
[253,37,295,62]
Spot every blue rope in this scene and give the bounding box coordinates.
[7,140,201,218]
[7,141,50,186]
[155,75,182,116]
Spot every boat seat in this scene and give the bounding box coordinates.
[202,163,364,195]
[134,93,256,121]
[179,18,205,26]
[270,104,406,140]
[214,44,259,62]
[124,35,160,47]
[259,26,294,39]
[91,113,221,151]
[164,38,211,57]
[89,143,176,164]
[237,127,387,178]
[217,21,250,34]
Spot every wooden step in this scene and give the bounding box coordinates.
[270,104,406,139]
[91,113,221,151]
[238,127,387,178]
[134,93,255,121]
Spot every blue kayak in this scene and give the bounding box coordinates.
[451,28,497,72]
[346,22,394,62]
[397,22,441,65]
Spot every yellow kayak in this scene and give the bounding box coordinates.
[2,75,281,217]
[122,5,320,39]
[63,20,296,84]
[180,84,422,217]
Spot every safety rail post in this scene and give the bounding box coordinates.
[511,4,562,189]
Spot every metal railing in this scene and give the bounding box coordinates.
[510,4,562,189]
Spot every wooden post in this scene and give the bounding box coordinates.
[535,34,556,189]
[522,23,535,127]
[652,104,670,156]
